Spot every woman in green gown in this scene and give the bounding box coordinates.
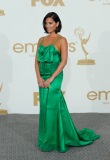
[35,12,100,152]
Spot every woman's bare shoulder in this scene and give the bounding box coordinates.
[37,36,45,45]
[38,36,44,42]
[59,35,67,44]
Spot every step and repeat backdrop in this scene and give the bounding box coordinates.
[0,0,110,114]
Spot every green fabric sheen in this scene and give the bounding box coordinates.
[36,44,100,152]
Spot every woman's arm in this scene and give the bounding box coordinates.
[43,37,68,87]
[35,37,45,88]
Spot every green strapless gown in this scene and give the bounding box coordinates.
[36,43,100,152]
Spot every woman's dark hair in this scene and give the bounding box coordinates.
[43,12,62,33]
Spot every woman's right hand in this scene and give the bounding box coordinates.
[37,76,45,88]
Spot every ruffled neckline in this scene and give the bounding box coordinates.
[37,43,61,63]
[39,43,60,54]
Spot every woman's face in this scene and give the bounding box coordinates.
[45,17,59,33]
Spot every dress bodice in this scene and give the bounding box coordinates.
[37,44,61,63]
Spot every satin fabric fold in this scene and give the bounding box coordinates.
[36,44,100,152]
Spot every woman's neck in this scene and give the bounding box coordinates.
[48,32,59,38]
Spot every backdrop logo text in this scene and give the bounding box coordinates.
[13,42,76,56]
[31,0,65,6]
[87,91,110,103]
[0,9,5,16]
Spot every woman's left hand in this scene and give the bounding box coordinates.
[43,77,54,88]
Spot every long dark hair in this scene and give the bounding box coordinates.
[43,12,62,33]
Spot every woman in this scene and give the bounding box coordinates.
[35,12,100,152]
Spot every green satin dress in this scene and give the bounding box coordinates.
[36,37,100,152]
